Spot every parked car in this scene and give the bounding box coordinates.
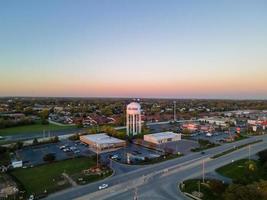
[74,150,80,154]
[60,146,66,150]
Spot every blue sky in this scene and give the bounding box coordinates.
[0,0,267,98]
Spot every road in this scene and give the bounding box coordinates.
[114,119,199,130]
[3,128,84,142]
[45,134,267,200]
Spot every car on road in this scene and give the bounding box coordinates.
[111,155,119,159]
[98,183,108,190]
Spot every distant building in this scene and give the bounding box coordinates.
[199,117,236,127]
[126,102,142,136]
[80,133,126,151]
[144,132,181,144]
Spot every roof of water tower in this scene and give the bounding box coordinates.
[127,102,141,114]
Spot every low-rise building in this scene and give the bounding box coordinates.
[144,132,181,144]
[80,133,126,151]
[199,117,236,127]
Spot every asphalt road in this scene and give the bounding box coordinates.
[45,134,267,200]
[4,128,83,142]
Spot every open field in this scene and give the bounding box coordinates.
[9,157,103,196]
[181,179,227,200]
[0,123,76,136]
[216,159,267,183]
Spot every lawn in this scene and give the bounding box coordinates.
[0,123,76,136]
[181,179,227,200]
[216,159,267,184]
[10,157,98,196]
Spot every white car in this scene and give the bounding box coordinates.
[98,183,108,190]
[60,146,66,150]
[111,155,119,159]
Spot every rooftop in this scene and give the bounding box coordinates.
[145,131,180,139]
[81,133,125,145]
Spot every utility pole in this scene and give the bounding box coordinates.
[133,187,138,200]
[248,145,251,161]
[198,180,201,196]
[173,101,176,122]
[96,144,99,169]
[202,159,205,183]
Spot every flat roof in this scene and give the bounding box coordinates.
[81,133,125,145]
[145,132,180,140]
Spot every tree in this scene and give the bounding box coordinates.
[14,141,23,150]
[40,109,49,124]
[53,136,59,143]
[32,138,39,145]
[43,153,56,162]
[68,133,79,141]
[182,128,191,135]
[258,149,267,164]
[223,184,263,200]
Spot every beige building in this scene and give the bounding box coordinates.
[144,132,181,144]
[80,133,126,151]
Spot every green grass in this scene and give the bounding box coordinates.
[181,179,227,200]
[216,159,267,184]
[9,157,97,196]
[0,123,76,136]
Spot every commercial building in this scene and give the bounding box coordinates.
[144,132,181,144]
[199,117,236,127]
[80,133,126,151]
[126,102,142,136]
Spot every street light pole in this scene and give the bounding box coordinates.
[202,159,205,183]
[173,101,176,122]
[249,145,251,161]
[198,180,201,196]
[96,144,99,169]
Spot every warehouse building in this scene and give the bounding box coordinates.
[144,132,181,144]
[80,133,126,151]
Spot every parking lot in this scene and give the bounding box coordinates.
[190,131,238,143]
[156,139,199,155]
[100,143,163,165]
[16,140,94,166]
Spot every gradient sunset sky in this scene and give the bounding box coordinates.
[0,0,267,99]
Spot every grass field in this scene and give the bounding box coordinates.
[216,159,267,183]
[0,123,76,136]
[10,157,98,196]
[181,179,227,200]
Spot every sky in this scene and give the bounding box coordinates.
[0,0,267,99]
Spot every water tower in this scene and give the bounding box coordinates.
[126,102,142,136]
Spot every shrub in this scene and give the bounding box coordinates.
[43,153,56,162]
